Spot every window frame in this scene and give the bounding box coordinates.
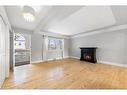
[48,36,63,51]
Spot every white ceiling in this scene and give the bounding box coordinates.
[5,6,122,35]
[46,6,116,35]
[111,6,127,25]
[5,6,52,30]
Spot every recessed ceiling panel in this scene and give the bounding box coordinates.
[46,6,116,35]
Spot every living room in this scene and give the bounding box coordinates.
[0,5,127,90]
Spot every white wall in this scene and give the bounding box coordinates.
[37,31,70,61]
[31,34,43,62]
[64,38,69,58]
[0,7,11,30]
[31,34,70,62]
[70,29,127,66]
[13,28,69,63]
[0,6,11,87]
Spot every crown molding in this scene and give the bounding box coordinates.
[36,31,70,39]
[13,23,127,39]
[70,24,127,38]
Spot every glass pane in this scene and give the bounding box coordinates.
[15,33,25,41]
[14,33,26,49]
[48,39,56,50]
[48,37,63,50]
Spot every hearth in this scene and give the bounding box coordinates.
[80,47,97,63]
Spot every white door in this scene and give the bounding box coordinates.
[0,17,6,87]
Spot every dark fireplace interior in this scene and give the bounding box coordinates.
[80,47,97,63]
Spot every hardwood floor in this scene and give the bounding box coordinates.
[2,58,127,89]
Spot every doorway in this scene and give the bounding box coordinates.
[14,33,31,67]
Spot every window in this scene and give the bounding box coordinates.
[14,33,26,49]
[48,37,63,50]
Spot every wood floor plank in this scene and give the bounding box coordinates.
[2,58,127,89]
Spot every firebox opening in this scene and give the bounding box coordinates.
[80,47,97,63]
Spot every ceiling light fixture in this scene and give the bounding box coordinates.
[31,6,41,12]
[23,12,35,22]
[22,6,35,22]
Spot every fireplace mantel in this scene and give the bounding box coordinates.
[80,47,97,49]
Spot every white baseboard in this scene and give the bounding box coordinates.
[31,57,127,68]
[63,56,70,59]
[47,59,54,61]
[31,56,70,64]
[98,61,127,68]
[47,56,69,61]
[69,56,127,68]
[69,56,80,59]
[56,57,63,60]
[31,60,44,64]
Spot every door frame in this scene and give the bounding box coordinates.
[13,33,31,67]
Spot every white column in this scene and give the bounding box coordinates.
[42,35,48,61]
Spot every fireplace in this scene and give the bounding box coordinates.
[80,47,97,63]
